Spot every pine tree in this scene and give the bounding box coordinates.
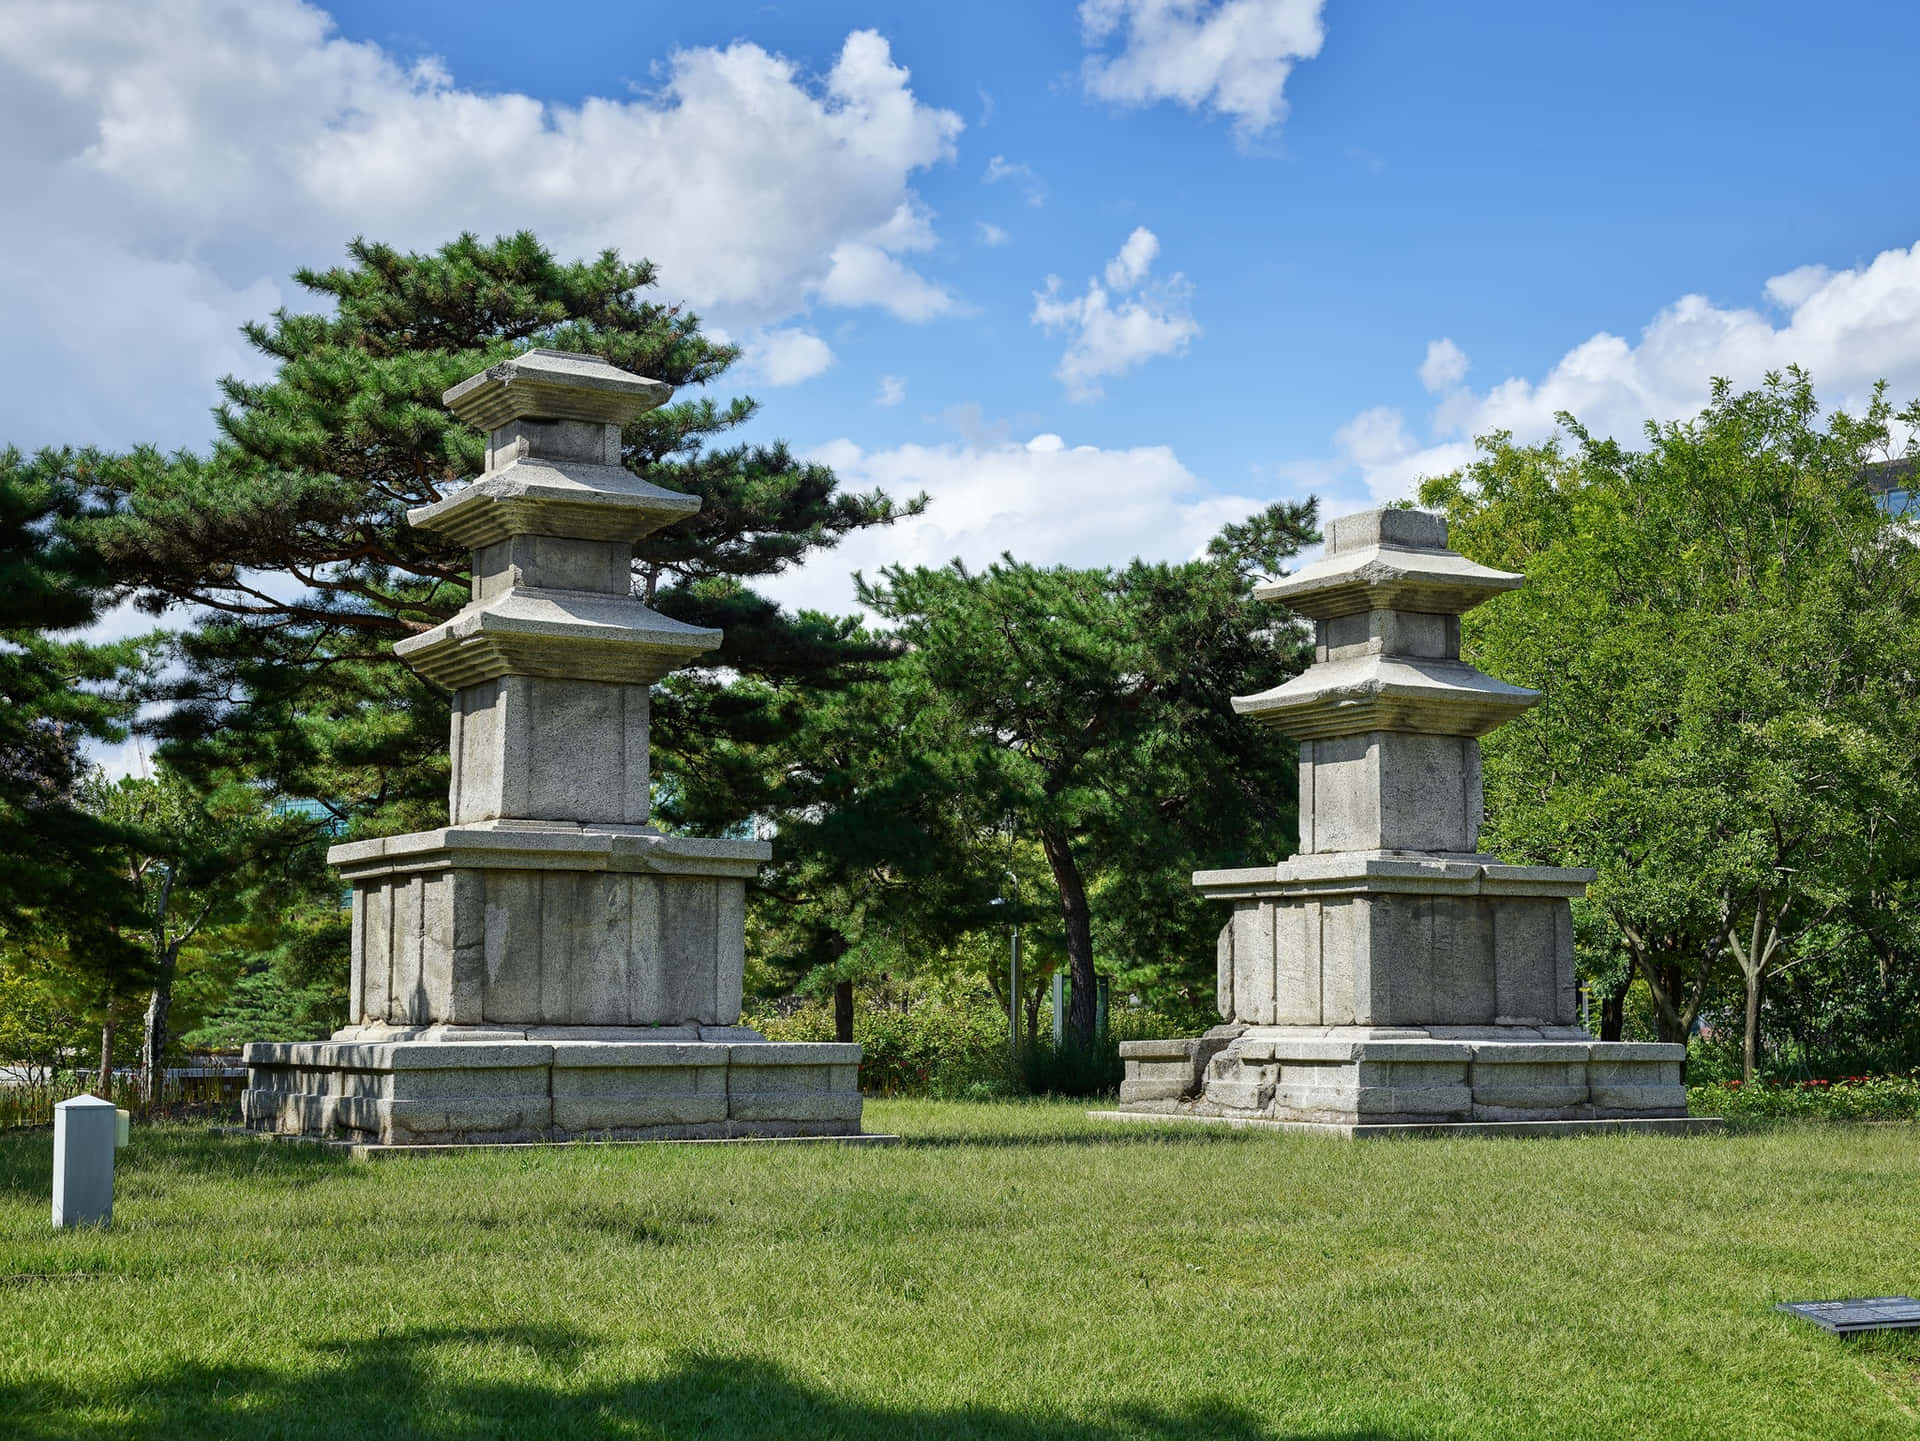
[720,664,1012,1042]
[0,448,158,1089]
[855,502,1317,1046]
[86,233,920,840]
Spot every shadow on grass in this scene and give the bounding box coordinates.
[0,1126,352,1203]
[1,1327,1415,1441]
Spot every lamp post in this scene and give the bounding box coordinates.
[1002,871,1021,1065]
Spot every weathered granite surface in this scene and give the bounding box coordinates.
[244,351,863,1145]
[1111,507,1711,1135]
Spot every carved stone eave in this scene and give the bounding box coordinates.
[1255,544,1523,620]
[326,823,771,881]
[1231,653,1539,738]
[394,588,721,689]
[409,460,702,548]
[1192,854,1595,901]
[443,348,674,431]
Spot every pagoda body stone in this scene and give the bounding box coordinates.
[243,351,863,1146]
[1105,507,1715,1137]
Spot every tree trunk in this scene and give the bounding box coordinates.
[1616,915,1717,1047]
[1649,961,1691,1044]
[141,978,172,1108]
[1727,898,1782,1086]
[141,872,179,1109]
[833,978,854,1045]
[1039,825,1098,1049]
[1598,976,1629,1042]
[1024,986,1042,1050]
[96,1015,113,1099]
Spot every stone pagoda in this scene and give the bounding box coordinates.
[243,350,864,1147]
[1107,507,1714,1136]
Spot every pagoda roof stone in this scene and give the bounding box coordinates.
[1232,652,1539,739]
[409,459,700,548]
[1256,545,1522,620]
[443,349,673,431]
[395,589,721,690]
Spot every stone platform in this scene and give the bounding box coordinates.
[242,1037,862,1146]
[1088,1110,1720,1140]
[1115,1027,1698,1129]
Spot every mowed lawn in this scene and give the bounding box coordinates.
[2,1102,1918,1441]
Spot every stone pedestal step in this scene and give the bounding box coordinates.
[242,1038,864,1147]
[1089,1110,1723,1140]
[218,1128,899,1158]
[1116,1032,1691,1128]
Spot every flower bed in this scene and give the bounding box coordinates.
[1689,1072,1920,1122]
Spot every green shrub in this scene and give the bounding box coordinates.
[1689,1072,1920,1123]
[747,994,1211,1100]
[1016,1036,1122,1098]
[750,997,1019,1100]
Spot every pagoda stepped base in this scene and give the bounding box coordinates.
[1088,1110,1720,1140]
[241,1037,862,1145]
[1113,1026,1702,1129]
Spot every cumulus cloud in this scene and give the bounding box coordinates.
[983,154,1047,207]
[765,429,1264,614]
[749,328,835,386]
[1326,241,1920,506]
[1104,227,1160,290]
[1079,0,1327,142]
[976,221,1011,247]
[0,0,963,449]
[1418,338,1469,393]
[875,375,907,406]
[1031,227,1198,402]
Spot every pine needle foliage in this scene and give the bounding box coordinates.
[84,232,921,838]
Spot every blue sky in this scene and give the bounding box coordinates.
[4,0,1920,620]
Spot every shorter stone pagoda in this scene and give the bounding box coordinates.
[1104,507,1715,1136]
[243,351,864,1147]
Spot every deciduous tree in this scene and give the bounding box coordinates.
[1423,370,1920,1078]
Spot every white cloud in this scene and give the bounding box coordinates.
[766,429,1264,614]
[875,375,907,406]
[1031,227,1198,402]
[1418,338,1469,393]
[0,1,963,449]
[1325,240,1920,506]
[983,154,1047,207]
[817,243,954,321]
[1104,227,1160,290]
[976,221,1011,247]
[750,328,835,386]
[1079,0,1327,142]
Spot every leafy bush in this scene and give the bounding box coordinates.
[750,997,1019,1099]
[1016,1036,1121,1098]
[1689,1072,1920,1123]
[747,994,1211,1099]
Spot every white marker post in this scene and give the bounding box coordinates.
[52,1094,120,1229]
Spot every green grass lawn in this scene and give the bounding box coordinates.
[2,1101,1918,1440]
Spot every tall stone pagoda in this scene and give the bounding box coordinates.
[243,351,864,1147]
[1108,507,1715,1135]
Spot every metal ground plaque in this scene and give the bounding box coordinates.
[1777,1297,1920,1335]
